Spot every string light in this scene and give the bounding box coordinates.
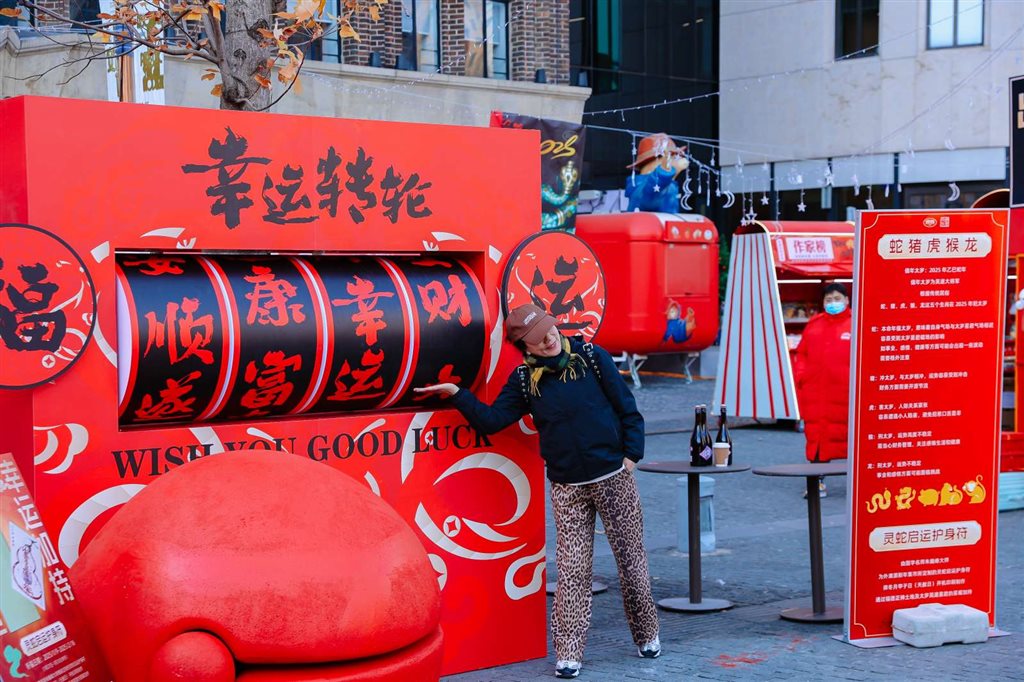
[584,9,972,120]
[292,9,1020,220]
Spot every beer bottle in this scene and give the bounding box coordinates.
[691,405,712,467]
[716,406,733,465]
[700,406,714,465]
[689,405,703,466]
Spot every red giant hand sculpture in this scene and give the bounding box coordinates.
[69,450,443,681]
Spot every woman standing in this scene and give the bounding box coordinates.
[414,303,660,679]
[793,283,853,495]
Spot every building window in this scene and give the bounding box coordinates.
[401,0,440,72]
[928,0,983,49]
[69,0,100,24]
[835,0,879,59]
[0,0,30,25]
[464,1,510,79]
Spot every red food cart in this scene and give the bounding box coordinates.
[575,212,720,384]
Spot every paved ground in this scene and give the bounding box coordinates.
[444,372,1024,681]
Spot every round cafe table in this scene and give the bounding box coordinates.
[752,461,847,623]
[637,460,750,612]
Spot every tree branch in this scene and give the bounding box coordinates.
[252,51,305,112]
[17,0,216,62]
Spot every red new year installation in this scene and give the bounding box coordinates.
[70,450,443,682]
[0,95,546,678]
[845,209,1008,644]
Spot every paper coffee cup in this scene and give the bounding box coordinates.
[712,443,730,467]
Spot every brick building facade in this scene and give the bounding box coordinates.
[4,0,570,84]
[342,0,570,84]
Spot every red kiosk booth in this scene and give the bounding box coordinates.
[574,211,720,384]
[972,188,1024,476]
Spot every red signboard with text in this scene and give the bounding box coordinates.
[846,209,1008,642]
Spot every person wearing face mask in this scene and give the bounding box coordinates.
[414,303,660,680]
[792,283,853,495]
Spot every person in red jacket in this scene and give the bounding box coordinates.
[793,283,852,494]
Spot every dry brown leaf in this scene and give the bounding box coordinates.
[201,71,217,81]
[339,22,359,40]
[211,83,223,96]
[254,74,272,88]
[0,7,22,17]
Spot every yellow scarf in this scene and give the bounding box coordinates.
[522,336,588,397]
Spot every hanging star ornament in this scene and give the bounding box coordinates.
[797,188,807,212]
[761,193,770,205]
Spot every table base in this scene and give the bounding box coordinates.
[657,597,733,613]
[780,605,843,623]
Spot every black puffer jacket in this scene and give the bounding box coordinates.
[450,339,644,483]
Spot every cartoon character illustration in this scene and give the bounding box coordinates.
[624,133,690,213]
[865,489,891,513]
[895,486,916,510]
[963,475,986,504]
[918,488,940,506]
[662,300,696,344]
[12,542,42,601]
[541,161,580,231]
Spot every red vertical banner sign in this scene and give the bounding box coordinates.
[846,209,1009,643]
[0,453,111,680]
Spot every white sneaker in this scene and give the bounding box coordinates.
[555,660,581,678]
[638,635,661,658]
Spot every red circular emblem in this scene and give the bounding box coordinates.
[0,224,96,389]
[501,231,606,341]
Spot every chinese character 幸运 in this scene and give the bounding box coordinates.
[181,128,270,229]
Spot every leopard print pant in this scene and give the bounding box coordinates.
[549,468,660,662]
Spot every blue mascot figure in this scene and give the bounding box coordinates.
[625,133,689,213]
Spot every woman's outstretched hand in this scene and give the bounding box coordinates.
[413,383,460,397]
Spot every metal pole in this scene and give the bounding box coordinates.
[688,472,702,604]
[805,475,826,614]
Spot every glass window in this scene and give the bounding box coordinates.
[69,0,100,24]
[593,0,620,93]
[0,0,30,25]
[282,0,332,63]
[402,0,440,72]
[488,1,508,79]
[464,1,509,79]
[928,0,983,49]
[835,0,879,59]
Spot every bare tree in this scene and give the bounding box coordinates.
[2,0,382,110]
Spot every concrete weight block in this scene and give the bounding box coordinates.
[892,603,989,648]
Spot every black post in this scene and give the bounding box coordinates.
[805,475,826,614]
[687,473,702,604]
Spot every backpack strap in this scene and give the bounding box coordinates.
[516,364,531,403]
[574,335,602,383]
